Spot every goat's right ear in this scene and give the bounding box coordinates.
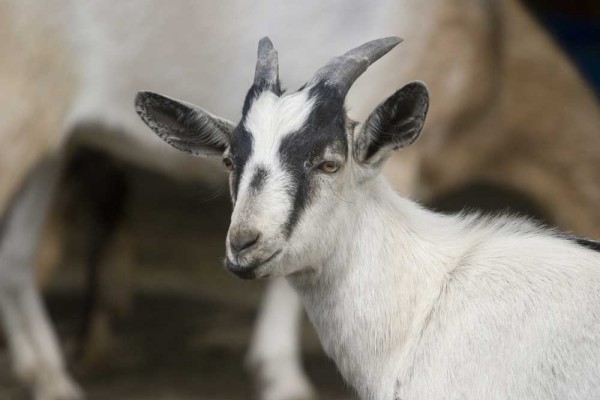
[135,91,234,157]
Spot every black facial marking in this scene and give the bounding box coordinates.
[249,166,268,192]
[230,125,253,199]
[307,81,345,105]
[229,81,349,236]
[278,82,348,238]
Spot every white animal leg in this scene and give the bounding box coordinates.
[0,155,81,400]
[247,278,315,400]
[0,285,37,384]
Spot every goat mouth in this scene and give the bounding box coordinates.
[225,250,282,280]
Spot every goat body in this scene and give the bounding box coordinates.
[292,177,600,399]
[137,33,600,399]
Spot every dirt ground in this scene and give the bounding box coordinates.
[0,159,355,400]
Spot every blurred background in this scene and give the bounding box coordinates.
[0,0,599,399]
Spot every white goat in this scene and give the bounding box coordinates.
[136,37,600,400]
[3,0,600,399]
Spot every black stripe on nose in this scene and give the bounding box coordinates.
[249,166,268,191]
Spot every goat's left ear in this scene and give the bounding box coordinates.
[135,91,234,157]
[355,81,429,164]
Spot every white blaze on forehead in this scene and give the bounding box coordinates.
[244,90,315,163]
[230,90,315,240]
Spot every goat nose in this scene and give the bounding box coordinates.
[230,231,260,254]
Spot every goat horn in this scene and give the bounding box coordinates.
[310,36,403,97]
[254,37,279,90]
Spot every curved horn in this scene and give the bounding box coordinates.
[254,37,279,90]
[310,36,402,97]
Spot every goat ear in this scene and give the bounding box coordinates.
[356,81,429,164]
[135,91,234,157]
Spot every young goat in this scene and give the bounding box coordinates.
[137,37,600,399]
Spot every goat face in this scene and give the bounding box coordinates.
[135,37,429,279]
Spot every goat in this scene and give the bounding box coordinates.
[136,37,600,400]
[247,1,600,398]
[3,0,600,399]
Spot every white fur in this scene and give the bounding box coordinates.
[244,91,315,162]
[223,81,600,400]
[278,173,600,399]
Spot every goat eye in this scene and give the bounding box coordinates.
[222,157,234,171]
[319,160,339,174]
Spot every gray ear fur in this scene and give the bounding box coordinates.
[356,81,429,164]
[135,91,234,157]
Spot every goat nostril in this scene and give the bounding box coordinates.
[230,231,260,253]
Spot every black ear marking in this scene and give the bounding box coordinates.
[359,81,429,162]
[135,91,234,157]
